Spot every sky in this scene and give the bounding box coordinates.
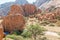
[0,0,36,4]
[27,0,36,3]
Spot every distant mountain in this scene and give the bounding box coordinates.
[0,0,28,9]
[0,2,14,9]
[0,2,14,16]
[34,0,49,7]
[39,0,60,12]
[15,0,28,5]
[0,0,28,16]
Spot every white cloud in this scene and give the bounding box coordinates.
[0,0,36,4]
[0,0,15,4]
[27,0,36,3]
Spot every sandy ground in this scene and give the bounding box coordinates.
[42,25,60,40]
[42,25,60,33]
[45,35,60,40]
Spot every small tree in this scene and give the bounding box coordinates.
[22,23,46,40]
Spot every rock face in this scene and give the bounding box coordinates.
[2,14,25,33]
[39,0,60,12]
[22,4,37,16]
[35,0,49,7]
[0,24,4,40]
[8,4,40,17]
[8,5,24,15]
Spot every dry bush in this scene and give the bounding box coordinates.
[2,14,25,33]
[56,21,60,27]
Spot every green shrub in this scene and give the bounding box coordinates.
[21,29,32,38]
[21,23,46,40]
[49,23,55,27]
[6,35,15,39]
[40,21,50,26]
[14,36,24,40]
[5,35,24,40]
[56,16,60,20]
[13,30,23,35]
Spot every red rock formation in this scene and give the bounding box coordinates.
[0,24,4,40]
[8,4,42,17]
[37,12,56,22]
[22,4,37,16]
[8,5,24,15]
[2,14,25,33]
